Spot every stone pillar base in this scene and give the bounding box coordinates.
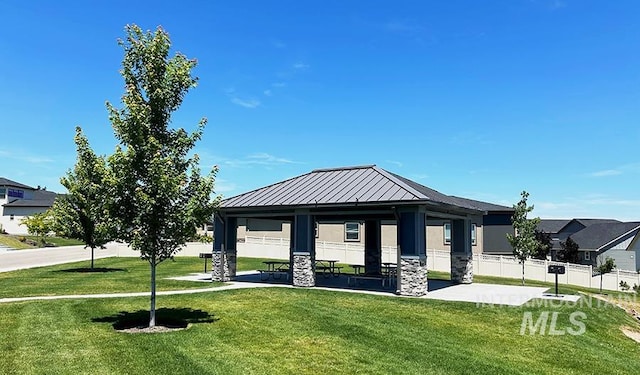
[399,256,428,296]
[212,251,231,282]
[451,253,473,284]
[293,252,315,287]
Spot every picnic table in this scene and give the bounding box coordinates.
[347,263,397,288]
[258,261,290,281]
[315,259,343,278]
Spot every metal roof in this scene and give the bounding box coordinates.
[448,196,514,213]
[570,222,640,251]
[0,177,33,190]
[221,165,483,213]
[3,190,58,208]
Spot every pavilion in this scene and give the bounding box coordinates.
[213,165,483,296]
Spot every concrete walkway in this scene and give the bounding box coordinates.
[0,246,117,273]
[0,270,577,307]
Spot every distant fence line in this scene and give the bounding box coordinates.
[239,236,640,292]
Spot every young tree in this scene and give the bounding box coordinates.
[49,127,115,270]
[107,25,218,327]
[532,230,552,260]
[595,256,616,293]
[558,237,579,263]
[21,212,53,245]
[507,191,541,285]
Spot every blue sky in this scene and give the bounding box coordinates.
[1,0,639,220]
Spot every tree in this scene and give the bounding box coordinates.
[507,191,540,285]
[595,256,616,293]
[21,212,53,245]
[558,237,579,263]
[533,230,552,260]
[49,127,115,270]
[106,25,218,327]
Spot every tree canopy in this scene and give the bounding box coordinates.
[106,24,219,327]
[507,191,541,285]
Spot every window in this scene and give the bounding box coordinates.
[9,214,14,221]
[315,222,319,238]
[584,251,590,261]
[444,223,451,244]
[344,222,360,241]
[0,188,5,199]
[471,224,477,246]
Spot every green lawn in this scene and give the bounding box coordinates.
[0,257,270,299]
[0,288,639,374]
[0,234,84,249]
[0,257,639,374]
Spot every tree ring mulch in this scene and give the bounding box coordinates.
[119,324,191,334]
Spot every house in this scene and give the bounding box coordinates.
[0,177,58,235]
[235,174,515,255]
[537,218,621,260]
[569,221,640,272]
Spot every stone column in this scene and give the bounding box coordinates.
[397,207,428,296]
[451,218,473,284]
[292,213,315,287]
[212,215,237,282]
[364,220,381,275]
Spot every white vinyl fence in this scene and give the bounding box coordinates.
[237,236,640,292]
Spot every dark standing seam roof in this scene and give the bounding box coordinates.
[448,196,514,212]
[3,190,58,207]
[221,165,481,211]
[570,222,640,251]
[0,178,34,190]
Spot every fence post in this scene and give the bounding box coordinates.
[589,265,593,289]
[544,260,548,282]
[499,255,503,277]
[565,262,570,284]
[616,269,620,291]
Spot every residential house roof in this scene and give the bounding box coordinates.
[537,219,572,234]
[0,177,33,190]
[570,222,640,251]
[221,165,483,214]
[3,190,57,208]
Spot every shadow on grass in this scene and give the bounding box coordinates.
[55,267,126,273]
[92,307,218,330]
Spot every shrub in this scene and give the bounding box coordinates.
[18,236,27,242]
[620,281,630,291]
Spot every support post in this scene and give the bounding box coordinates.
[364,220,382,275]
[451,218,474,284]
[397,207,428,296]
[212,215,237,281]
[292,212,315,287]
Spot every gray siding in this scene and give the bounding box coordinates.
[483,224,514,255]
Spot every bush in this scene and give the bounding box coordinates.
[18,236,27,242]
[620,281,630,291]
[633,284,640,294]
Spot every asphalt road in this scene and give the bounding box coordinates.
[0,245,118,273]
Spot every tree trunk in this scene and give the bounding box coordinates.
[90,246,95,271]
[521,259,525,286]
[150,261,156,327]
[600,274,603,293]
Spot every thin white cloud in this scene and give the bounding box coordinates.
[231,97,261,109]
[220,153,303,168]
[272,82,286,88]
[263,89,272,97]
[0,149,55,164]
[214,178,237,194]
[589,169,622,177]
[386,160,403,168]
[270,39,286,49]
[293,62,310,70]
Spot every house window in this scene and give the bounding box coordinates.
[344,222,360,241]
[444,223,451,244]
[0,188,5,199]
[9,214,14,221]
[584,251,590,261]
[471,224,477,246]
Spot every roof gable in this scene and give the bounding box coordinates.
[222,165,481,212]
[537,219,571,234]
[570,222,640,251]
[0,177,33,190]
